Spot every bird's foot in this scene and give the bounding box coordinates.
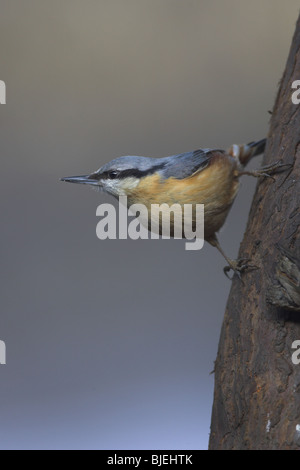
[239,161,292,180]
[223,257,258,281]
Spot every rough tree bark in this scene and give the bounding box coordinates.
[209,14,300,450]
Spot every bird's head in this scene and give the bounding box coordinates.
[61,155,165,198]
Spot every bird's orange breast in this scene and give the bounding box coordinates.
[126,152,239,239]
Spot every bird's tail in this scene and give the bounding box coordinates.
[228,138,267,166]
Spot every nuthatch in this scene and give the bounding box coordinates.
[61,138,287,278]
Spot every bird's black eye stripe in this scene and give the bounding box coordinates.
[94,163,166,181]
[90,170,120,180]
[117,164,166,179]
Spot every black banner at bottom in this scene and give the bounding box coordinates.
[99,451,206,466]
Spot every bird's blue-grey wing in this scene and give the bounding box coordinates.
[160,148,224,180]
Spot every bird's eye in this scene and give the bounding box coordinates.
[108,170,119,179]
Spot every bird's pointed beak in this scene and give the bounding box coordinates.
[60,174,100,186]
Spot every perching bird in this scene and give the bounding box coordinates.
[61,138,287,278]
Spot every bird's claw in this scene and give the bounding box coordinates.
[239,161,292,180]
[223,258,258,281]
[256,161,293,179]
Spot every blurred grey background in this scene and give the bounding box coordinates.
[0,0,299,450]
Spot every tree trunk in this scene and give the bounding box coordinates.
[209,14,300,450]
